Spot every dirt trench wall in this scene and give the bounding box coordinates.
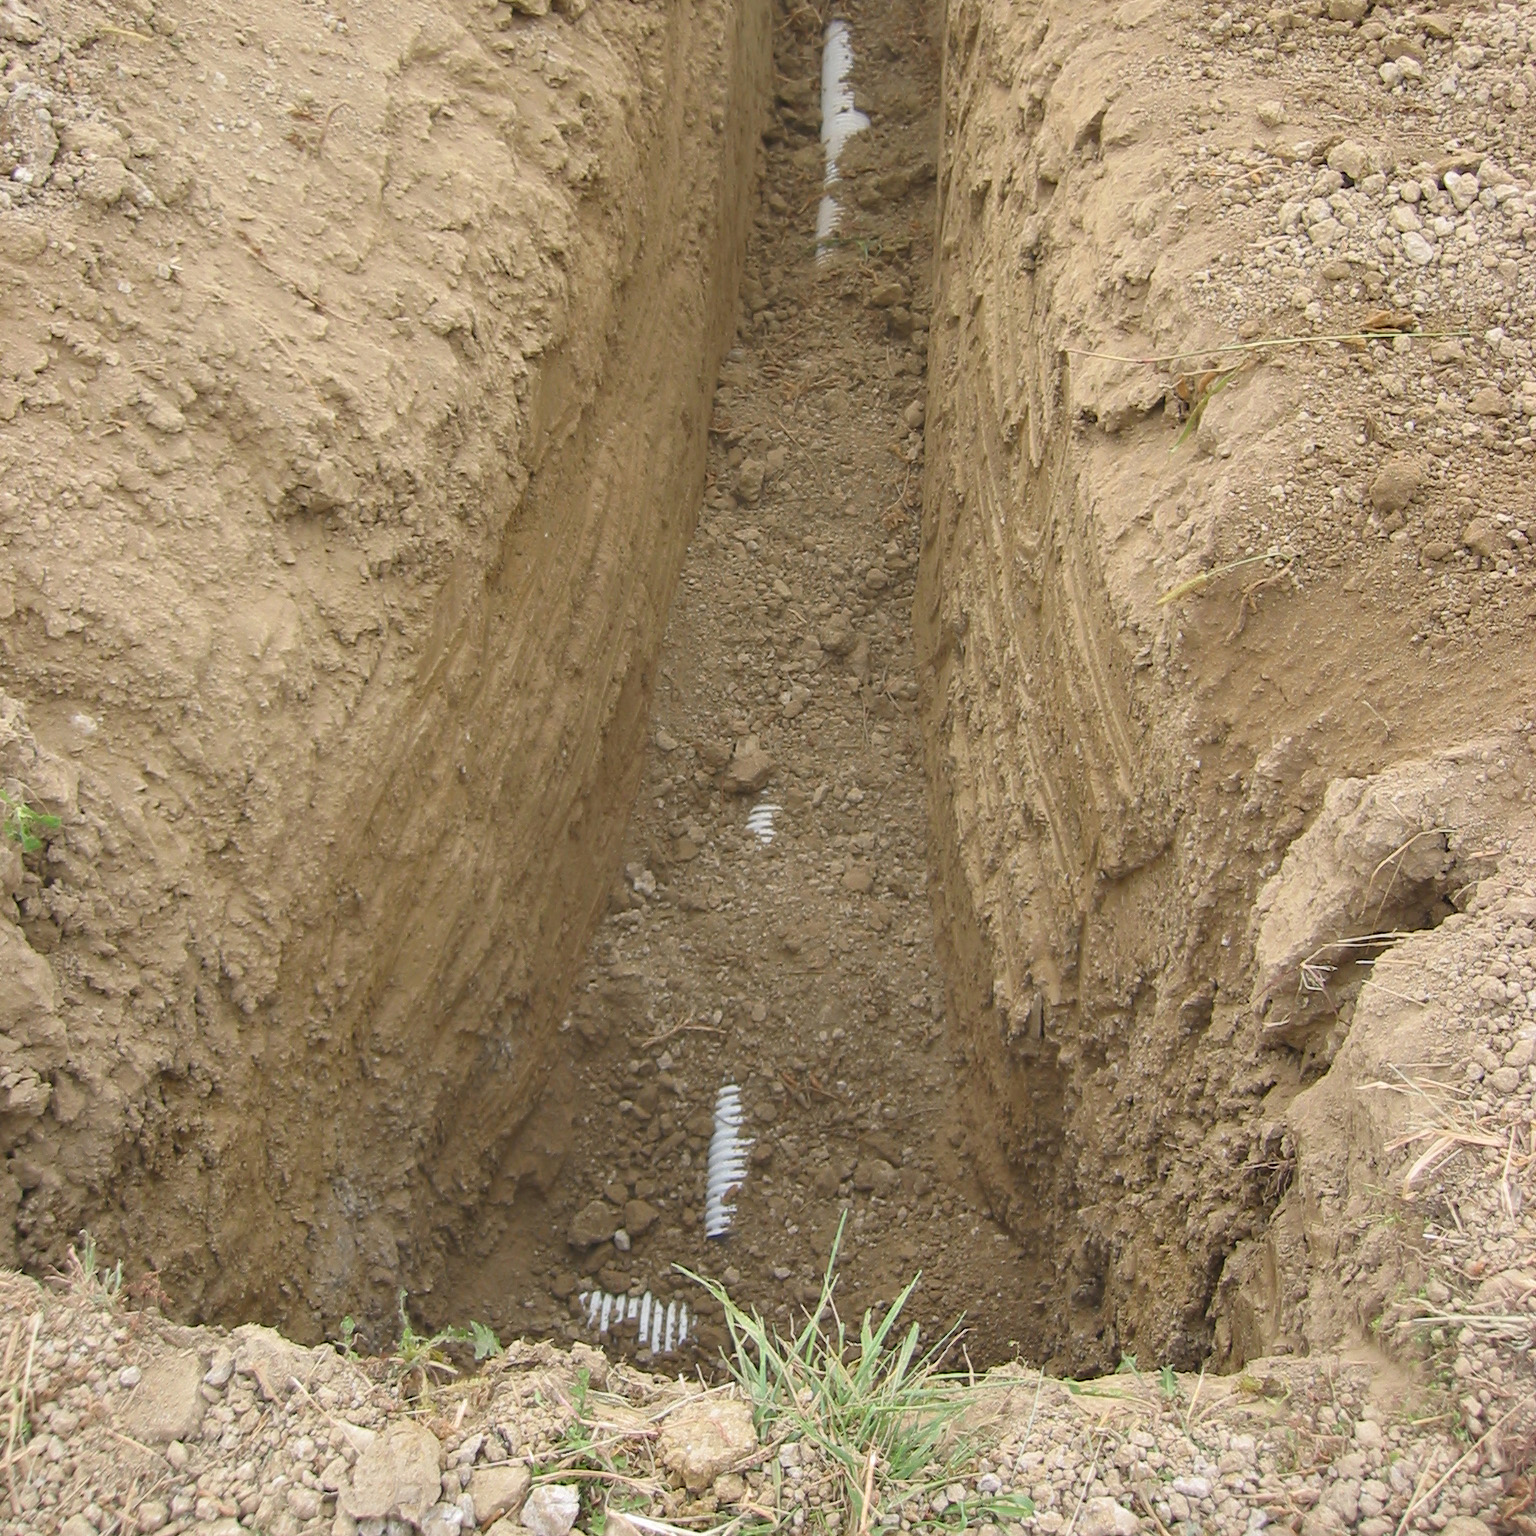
[0,0,769,1334]
[916,0,1536,1374]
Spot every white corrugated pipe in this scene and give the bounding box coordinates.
[703,1083,751,1238]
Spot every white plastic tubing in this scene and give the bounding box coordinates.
[578,1289,690,1353]
[704,1083,751,1238]
[815,21,870,255]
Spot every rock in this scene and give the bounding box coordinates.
[722,737,773,794]
[1401,230,1435,265]
[421,1503,465,1536]
[1368,453,1422,513]
[231,1324,315,1398]
[852,1157,898,1195]
[568,1200,618,1249]
[1420,540,1452,562]
[289,1488,323,1521]
[902,400,925,430]
[862,566,890,593]
[602,1518,645,1536]
[506,0,551,14]
[867,279,905,308]
[80,158,130,208]
[624,1198,659,1236]
[818,614,856,656]
[714,1472,748,1503]
[1429,338,1464,363]
[120,1353,205,1445]
[519,1483,581,1536]
[1441,1519,1493,1536]
[61,1519,98,1536]
[145,399,186,434]
[1468,386,1507,417]
[841,864,874,894]
[658,1397,758,1492]
[1461,519,1507,559]
[1300,1508,1347,1536]
[734,459,765,503]
[342,1420,443,1525]
[1327,140,1371,183]
[469,1465,531,1525]
[1079,1499,1139,1536]
[1328,0,1366,17]
[655,729,678,753]
[0,2,45,45]
[1420,12,1454,38]
[1256,100,1286,127]
[135,1502,169,1534]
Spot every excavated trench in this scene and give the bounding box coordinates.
[0,0,1318,1382]
[15,0,1530,1389]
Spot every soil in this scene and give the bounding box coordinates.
[432,0,1046,1370]
[0,0,769,1334]
[3,0,1536,1527]
[13,1262,1516,1536]
[919,0,1536,1375]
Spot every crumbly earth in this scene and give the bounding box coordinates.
[3,1263,1530,1536]
[919,0,1536,1377]
[0,0,768,1335]
[431,0,1050,1370]
[2,0,1536,1528]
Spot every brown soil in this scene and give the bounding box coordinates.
[0,0,769,1335]
[919,0,1536,1374]
[432,0,1045,1367]
[2,0,1536,1489]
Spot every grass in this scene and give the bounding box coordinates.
[65,1232,123,1308]
[679,1213,1034,1534]
[2,1311,40,1518]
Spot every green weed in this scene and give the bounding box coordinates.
[681,1213,1034,1533]
[390,1292,502,1393]
[65,1232,123,1308]
[0,790,59,854]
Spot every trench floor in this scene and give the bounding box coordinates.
[441,0,1039,1366]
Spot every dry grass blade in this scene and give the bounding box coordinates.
[1064,326,1472,368]
[1371,1063,1523,1199]
[3,1312,40,1516]
[1393,1127,1507,1198]
[1394,1397,1536,1535]
[1363,827,1452,927]
[1297,931,1417,999]
[1157,552,1279,608]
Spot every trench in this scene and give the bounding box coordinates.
[428,0,1047,1370]
[12,0,1455,1385]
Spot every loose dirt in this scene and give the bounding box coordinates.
[4,0,1536,1528]
[435,0,1043,1369]
[0,0,768,1335]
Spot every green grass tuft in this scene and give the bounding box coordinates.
[680,1212,1033,1533]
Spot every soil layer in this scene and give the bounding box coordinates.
[436,0,1044,1367]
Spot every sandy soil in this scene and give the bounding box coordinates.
[3,0,1536,1526]
[919,0,1536,1374]
[0,0,768,1335]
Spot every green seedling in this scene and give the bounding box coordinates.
[0,790,59,854]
